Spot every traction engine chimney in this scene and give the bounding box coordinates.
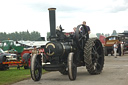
[48,8,56,40]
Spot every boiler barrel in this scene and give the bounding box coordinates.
[45,42,74,57]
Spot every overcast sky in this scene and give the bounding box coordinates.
[0,0,128,37]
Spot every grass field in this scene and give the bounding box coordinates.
[0,67,46,85]
[0,67,30,85]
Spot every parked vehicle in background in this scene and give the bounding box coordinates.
[99,35,106,46]
[104,36,120,56]
[0,39,48,70]
[118,33,128,54]
[0,48,17,70]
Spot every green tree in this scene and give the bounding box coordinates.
[111,30,117,36]
[105,34,110,37]
[47,32,50,40]
[124,31,128,33]
[0,31,41,41]
[0,32,7,41]
[30,31,41,41]
[96,33,101,39]
[102,33,104,36]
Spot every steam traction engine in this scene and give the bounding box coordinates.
[30,8,104,81]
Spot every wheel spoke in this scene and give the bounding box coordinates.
[93,41,101,54]
[93,45,97,53]
[92,61,101,71]
[98,55,102,58]
[91,52,95,57]
[94,63,97,70]
[96,45,100,52]
[97,63,101,68]
[78,37,82,42]
[35,60,41,70]
[92,46,98,57]
[95,56,102,69]
[92,43,101,70]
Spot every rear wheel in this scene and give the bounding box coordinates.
[23,53,31,69]
[30,54,42,81]
[59,67,68,75]
[68,52,77,80]
[84,38,104,74]
[24,59,31,69]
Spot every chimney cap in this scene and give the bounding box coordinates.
[48,8,56,10]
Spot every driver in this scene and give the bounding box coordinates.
[82,21,91,34]
[79,21,90,40]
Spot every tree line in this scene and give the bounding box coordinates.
[0,30,41,41]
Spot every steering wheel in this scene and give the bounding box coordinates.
[75,24,87,50]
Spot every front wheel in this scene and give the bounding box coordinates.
[30,54,42,81]
[68,52,77,80]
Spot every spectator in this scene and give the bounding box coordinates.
[73,27,77,32]
[121,42,124,55]
[113,42,118,58]
[118,41,121,56]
